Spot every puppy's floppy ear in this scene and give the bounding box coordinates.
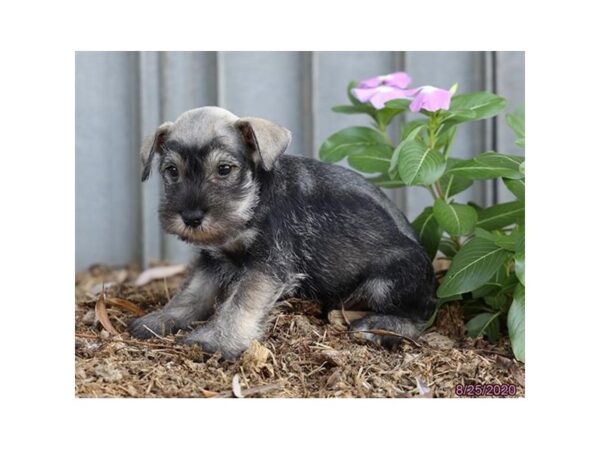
[140,122,173,182]
[235,117,292,171]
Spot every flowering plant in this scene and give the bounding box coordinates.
[319,72,525,362]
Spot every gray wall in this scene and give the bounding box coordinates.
[75,51,524,270]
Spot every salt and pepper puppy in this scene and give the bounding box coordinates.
[129,106,437,360]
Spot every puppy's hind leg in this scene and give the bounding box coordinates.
[129,269,219,339]
[347,255,436,348]
[349,314,425,347]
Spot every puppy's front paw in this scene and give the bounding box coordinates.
[128,311,180,339]
[177,326,245,361]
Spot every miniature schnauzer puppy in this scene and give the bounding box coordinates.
[129,106,437,360]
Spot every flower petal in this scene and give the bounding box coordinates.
[357,75,384,89]
[369,87,413,109]
[351,87,379,102]
[409,86,452,112]
[381,72,412,89]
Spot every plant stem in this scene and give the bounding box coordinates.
[426,185,437,200]
[428,120,437,150]
[434,180,445,200]
[451,235,462,250]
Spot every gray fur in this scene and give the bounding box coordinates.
[129,106,437,360]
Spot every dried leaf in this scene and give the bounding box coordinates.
[199,388,219,398]
[94,293,119,335]
[135,264,186,287]
[232,374,244,398]
[106,297,145,316]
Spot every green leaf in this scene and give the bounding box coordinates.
[437,237,510,297]
[401,119,428,141]
[331,104,376,115]
[375,101,412,128]
[397,140,446,185]
[474,228,498,241]
[346,81,362,106]
[412,207,443,260]
[476,201,525,231]
[506,108,525,149]
[366,173,405,188]
[383,98,412,110]
[506,109,525,138]
[471,265,512,299]
[498,273,519,297]
[476,152,524,178]
[503,177,525,201]
[484,295,508,310]
[390,124,426,177]
[514,251,525,285]
[508,284,525,362]
[439,238,459,258]
[439,158,474,198]
[347,145,393,173]
[495,229,524,252]
[471,265,510,298]
[445,152,524,180]
[439,109,478,127]
[435,123,458,153]
[433,199,478,236]
[450,92,507,120]
[466,312,501,342]
[515,231,525,256]
[319,127,389,163]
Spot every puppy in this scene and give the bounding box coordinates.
[129,107,436,359]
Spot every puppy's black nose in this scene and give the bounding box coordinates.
[181,210,205,228]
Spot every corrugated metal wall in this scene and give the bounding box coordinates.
[75,51,524,270]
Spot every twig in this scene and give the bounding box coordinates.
[339,301,351,327]
[75,331,178,349]
[142,324,174,342]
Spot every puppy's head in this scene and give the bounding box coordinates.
[140,107,291,247]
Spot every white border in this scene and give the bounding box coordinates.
[2,0,599,448]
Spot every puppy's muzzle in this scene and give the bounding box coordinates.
[181,209,205,228]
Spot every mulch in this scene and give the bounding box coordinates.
[75,263,525,398]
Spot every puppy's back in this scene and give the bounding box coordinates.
[277,155,418,243]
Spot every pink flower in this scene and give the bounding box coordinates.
[351,72,454,112]
[352,85,415,109]
[408,85,452,113]
[358,71,412,89]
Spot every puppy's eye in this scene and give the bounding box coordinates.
[217,164,232,176]
[165,165,179,180]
